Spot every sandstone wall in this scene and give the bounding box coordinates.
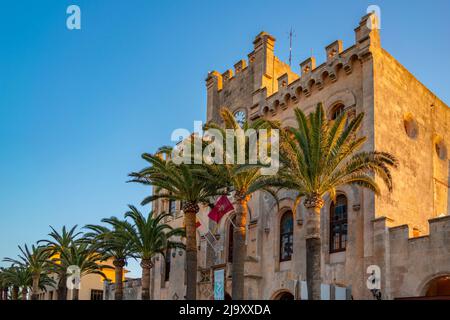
[372,47,450,234]
[147,12,450,300]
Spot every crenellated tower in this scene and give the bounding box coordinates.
[141,12,450,301]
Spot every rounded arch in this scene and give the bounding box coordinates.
[424,276,450,297]
[324,89,356,116]
[266,193,297,213]
[323,189,351,208]
[280,116,297,129]
[345,53,360,66]
[294,86,303,98]
[329,102,346,120]
[334,62,344,75]
[271,100,280,112]
[283,93,291,106]
[232,107,247,121]
[270,289,295,300]
[231,106,247,114]
[321,70,330,82]
[418,272,450,297]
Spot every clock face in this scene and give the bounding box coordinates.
[234,110,246,127]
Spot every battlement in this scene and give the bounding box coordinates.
[378,215,450,249]
[205,13,381,121]
[370,214,450,299]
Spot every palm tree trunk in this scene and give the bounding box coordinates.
[12,286,19,300]
[184,208,198,300]
[57,274,67,300]
[72,288,79,300]
[31,273,40,300]
[231,196,249,300]
[304,196,324,300]
[21,288,27,300]
[113,258,125,300]
[140,259,153,300]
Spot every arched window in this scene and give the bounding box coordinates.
[331,103,345,120]
[280,211,294,262]
[227,216,235,263]
[330,195,348,253]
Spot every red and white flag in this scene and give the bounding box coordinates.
[208,195,234,223]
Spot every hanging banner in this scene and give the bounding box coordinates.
[213,268,225,300]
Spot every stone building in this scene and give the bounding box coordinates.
[36,258,121,300]
[108,13,450,300]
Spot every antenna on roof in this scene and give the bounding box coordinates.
[287,27,295,67]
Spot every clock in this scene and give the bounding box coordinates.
[234,110,246,127]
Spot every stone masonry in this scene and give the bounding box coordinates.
[140,13,450,300]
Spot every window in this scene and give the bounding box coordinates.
[280,211,294,262]
[227,216,235,263]
[234,110,246,128]
[331,103,345,120]
[435,140,447,160]
[169,199,177,214]
[164,249,171,282]
[330,195,348,253]
[176,200,184,218]
[90,289,103,300]
[403,114,418,139]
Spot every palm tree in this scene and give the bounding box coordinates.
[49,241,111,300]
[39,225,82,300]
[1,266,31,300]
[1,267,18,300]
[3,244,52,300]
[276,103,398,300]
[203,107,280,300]
[84,217,134,300]
[0,269,5,300]
[112,205,184,300]
[129,147,225,300]
[1,266,55,300]
[0,268,10,300]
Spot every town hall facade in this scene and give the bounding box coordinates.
[105,13,450,300]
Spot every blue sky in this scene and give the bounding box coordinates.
[0,0,449,277]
